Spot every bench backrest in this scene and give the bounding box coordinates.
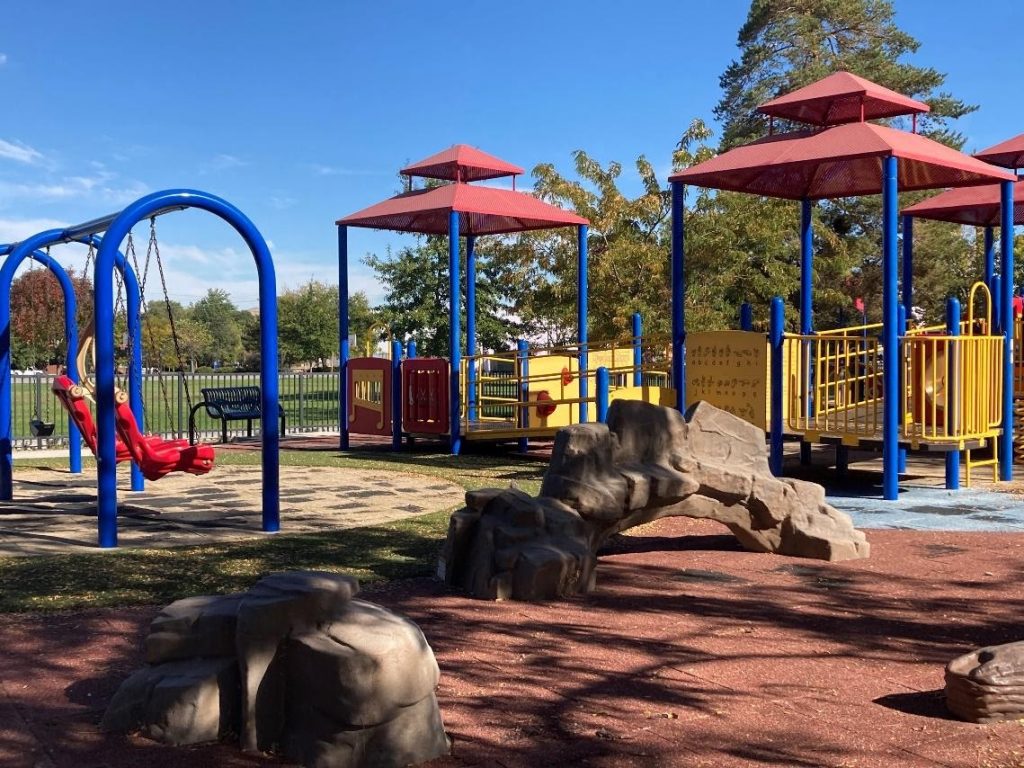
[200,386,263,418]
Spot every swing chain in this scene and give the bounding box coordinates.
[150,217,193,413]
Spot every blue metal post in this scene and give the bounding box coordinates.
[517,339,529,454]
[89,237,144,492]
[465,235,477,423]
[596,367,610,423]
[897,303,907,475]
[631,312,642,386]
[0,238,83,497]
[1000,180,1015,481]
[407,339,417,359]
[882,156,900,500]
[740,303,753,331]
[993,274,1003,336]
[94,189,280,548]
[769,297,784,476]
[391,340,402,451]
[577,224,589,423]
[448,211,461,454]
[338,225,350,450]
[902,215,914,322]
[945,297,961,489]
[800,198,813,466]
[984,226,995,289]
[670,181,686,411]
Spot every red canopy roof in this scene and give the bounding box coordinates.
[900,180,1024,227]
[338,182,587,235]
[758,71,930,127]
[974,133,1024,170]
[669,121,1015,200]
[400,145,524,183]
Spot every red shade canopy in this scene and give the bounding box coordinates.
[338,182,587,236]
[400,144,524,183]
[900,180,1024,227]
[974,133,1024,170]
[669,121,1015,200]
[758,71,930,127]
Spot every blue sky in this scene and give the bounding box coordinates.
[1,0,1021,309]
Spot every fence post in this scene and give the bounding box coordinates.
[945,297,961,490]
[177,372,185,440]
[770,297,784,476]
[34,375,42,449]
[597,366,610,423]
[298,374,306,433]
[517,339,529,454]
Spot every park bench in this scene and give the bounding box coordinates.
[188,386,285,445]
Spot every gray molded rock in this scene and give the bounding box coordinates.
[443,400,869,601]
[946,641,1024,723]
[103,571,449,768]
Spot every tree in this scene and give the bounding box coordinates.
[708,0,979,326]
[190,289,242,367]
[365,238,521,356]
[9,267,91,369]
[715,0,975,151]
[278,281,339,369]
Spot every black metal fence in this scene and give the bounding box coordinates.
[10,372,341,449]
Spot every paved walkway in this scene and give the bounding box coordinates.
[0,465,463,556]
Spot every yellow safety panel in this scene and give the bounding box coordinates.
[686,331,771,430]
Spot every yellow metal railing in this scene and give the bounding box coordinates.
[784,330,1002,447]
[459,336,673,437]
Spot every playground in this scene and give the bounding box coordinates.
[1,58,1023,767]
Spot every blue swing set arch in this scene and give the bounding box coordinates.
[0,188,280,548]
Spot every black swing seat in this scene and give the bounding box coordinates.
[30,418,55,437]
[188,386,285,445]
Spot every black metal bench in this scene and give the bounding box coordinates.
[188,386,285,445]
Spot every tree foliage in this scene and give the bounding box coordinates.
[189,289,242,367]
[10,267,92,369]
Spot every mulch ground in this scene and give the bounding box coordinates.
[2,518,1023,768]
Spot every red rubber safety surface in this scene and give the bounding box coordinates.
[2,518,1023,768]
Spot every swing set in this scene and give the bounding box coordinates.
[0,188,280,548]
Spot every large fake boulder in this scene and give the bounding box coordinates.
[946,641,1024,723]
[440,400,869,601]
[102,571,450,768]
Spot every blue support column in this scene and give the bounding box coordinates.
[897,303,907,475]
[882,156,900,500]
[465,235,477,424]
[740,303,753,331]
[448,211,462,454]
[902,215,914,322]
[1000,180,1015,481]
[800,198,814,466]
[407,339,417,359]
[596,367,610,423]
[993,274,1003,336]
[391,340,402,451]
[984,226,995,289]
[670,181,686,411]
[769,297,785,476]
[517,339,529,454]
[945,297,961,490]
[632,312,642,386]
[338,225,350,450]
[577,224,589,423]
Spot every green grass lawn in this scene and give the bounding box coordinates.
[0,447,548,614]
